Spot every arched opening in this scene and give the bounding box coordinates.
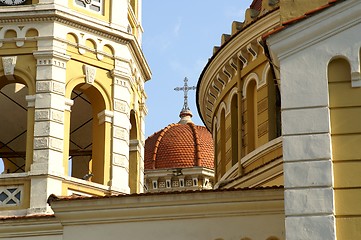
[220,108,226,176]
[267,69,281,141]
[0,158,4,173]
[68,83,106,184]
[246,80,257,153]
[231,94,239,166]
[129,110,140,193]
[213,120,219,181]
[0,80,29,174]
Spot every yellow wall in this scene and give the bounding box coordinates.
[280,0,329,23]
[214,56,281,181]
[328,58,361,239]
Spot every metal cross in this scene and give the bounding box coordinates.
[174,77,196,112]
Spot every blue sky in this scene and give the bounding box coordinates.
[143,1,250,137]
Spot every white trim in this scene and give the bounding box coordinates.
[261,62,270,88]
[242,72,259,98]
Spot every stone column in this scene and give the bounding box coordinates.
[281,65,335,240]
[28,50,70,214]
[138,102,147,193]
[109,60,132,194]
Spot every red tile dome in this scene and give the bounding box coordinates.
[145,122,214,170]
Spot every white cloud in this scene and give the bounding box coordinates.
[173,17,182,37]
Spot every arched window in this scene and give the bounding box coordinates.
[129,110,140,193]
[267,69,281,141]
[213,119,219,181]
[246,80,257,153]
[220,108,226,176]
[68,83,106,184]
[231,94,239,166]
[0,82,29,174]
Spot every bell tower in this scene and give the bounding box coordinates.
[0,0,150,216]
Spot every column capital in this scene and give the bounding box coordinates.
[26,95,36,108]
[33,51,71,69]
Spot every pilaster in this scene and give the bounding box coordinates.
[28,50,70,213]
[281,66,335,240]
[109,60,132,193]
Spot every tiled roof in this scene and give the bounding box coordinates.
[145,122,214,170]
[262,0,346,40]
[250,0,262,11]
[48,186,284,203]
[0,214,55,221]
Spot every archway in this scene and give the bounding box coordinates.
[68,83,106,184]
[129,110,140,193]
[0,80,29,174]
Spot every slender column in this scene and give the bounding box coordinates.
[109,60,132,193]
[28,50,70,214]
[138,102,147,193]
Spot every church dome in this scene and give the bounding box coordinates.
[145,122,214,170]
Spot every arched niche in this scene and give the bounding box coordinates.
[246,79,257,153]
[220,107,226,176]
[230,92,239,166]
[266,67,281,141]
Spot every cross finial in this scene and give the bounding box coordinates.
[174,77,196,112]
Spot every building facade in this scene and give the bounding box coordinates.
[197,0,283,189]
[267,0,361,238]
[0,0,151,216]
[2,0,361,240]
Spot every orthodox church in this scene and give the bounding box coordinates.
[1,0,361,240]
[144,77,214,193]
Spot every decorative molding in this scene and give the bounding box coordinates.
[35,110,51,121]
[97,110,113,124]
[36,81,65,95]
[33,51,70,69]
[113,154,129,169]
[113,126,127,140]
[114,99,129,113]
[2,56,17,81]
[25,95,36,108]
[247,42,258,61]
[64,98,74,112]
[34,137,62,151]
[83,64,97,85]
[351,71,361,87]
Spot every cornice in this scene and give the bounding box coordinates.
[0,6,151,81]
[0,216,62,238]
[197,10,280,130]
[50,188,284,225]
[267,0,359,61]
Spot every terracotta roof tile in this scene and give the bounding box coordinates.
[0,214,55,221]
[250,0,262,12]
[48,186,284,203]
[262,0,346,40]
[145,123,214,170]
